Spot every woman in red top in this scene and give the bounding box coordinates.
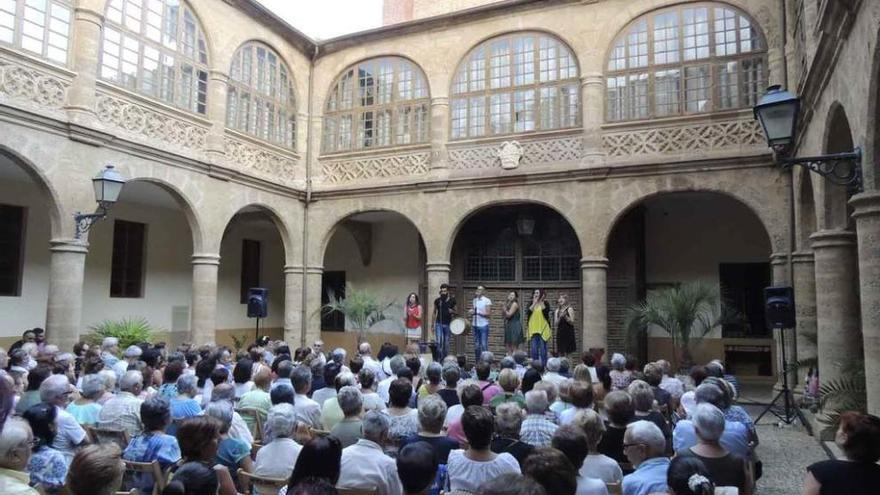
[405,293,423,343]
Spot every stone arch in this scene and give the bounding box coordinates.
[117,176,204,253]
[217,203,294,264]
[318,207,429,264]
[0,145,64,239]
[821,102,855,230]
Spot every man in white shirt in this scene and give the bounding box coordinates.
[469,286,492,363]
[543,358,567,386]
[40,374,86,462]
[358,342,385,381]
[209,384,254,446]
[338,411,403,495]
[254,404,302,480]
[377,355,406,405]
[98,370,144,438]
[291,365,322,429]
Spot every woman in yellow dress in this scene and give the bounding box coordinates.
[526,289,552,365]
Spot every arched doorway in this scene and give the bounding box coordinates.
[217,207,288,347]
[449,203,583,362]
[321,211,427,352]
[82,179,196,347]
[0,150,58,345]
[605,192,773,378]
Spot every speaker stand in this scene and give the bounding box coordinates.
[755,327,811,434]
[254,317,261,343]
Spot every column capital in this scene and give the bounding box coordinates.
[284,265,305,275]
[850,191,880,218]
[580,73,604,87]
[810,229,857,249]
[191,253,221,265]
[580,256,609,270]
[50,239,89,254]
[74,6,104,26]
[431,97,449,107]
[791,251,815,264]
[769,252,789,265]
[306,265,324,275]
[209,70,230,84]
[426,261,452,272]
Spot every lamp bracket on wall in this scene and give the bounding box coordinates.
[778,147,863,193]
[74,206,108,240]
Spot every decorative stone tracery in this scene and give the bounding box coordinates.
[601,119,764,158]
[320,150,431,184]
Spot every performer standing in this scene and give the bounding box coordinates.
[431,284,456,359]
[404,293,423,344]
[554,293,576,356]
[468,286,492,363]
[503,291,523,355]
[527,289,552,365]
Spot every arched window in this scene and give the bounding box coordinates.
[226,43,296,149]
[100,0,209,114]
[450,32,580,140]
[322,57,429,153]
[605,3,766,122]
[0,0,72,65]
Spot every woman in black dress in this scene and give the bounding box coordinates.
[554,293,576,356]
[803,411,880,495]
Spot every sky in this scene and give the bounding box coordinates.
[257,0,385,40]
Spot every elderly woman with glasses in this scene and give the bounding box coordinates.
[23,404,68,494]
[39,374,86,462]
[254,403,302,481]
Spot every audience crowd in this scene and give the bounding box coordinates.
[0,328,878,495]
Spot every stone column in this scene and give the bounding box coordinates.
[430,97,449,170]
[810,230,862,387]
[45,240,89,352]
[304,266,324,347]
[579,73,604,162]
[283,265,305,345]
[65,6,104,126]
[190,254,220,344]
[768,47,786,88]
[851,191,880,415]
[205,70,229,161]
[791,251,818,391]
[581,257,608,354]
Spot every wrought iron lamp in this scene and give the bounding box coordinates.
[754,85,862,192]
[74,165,126,239]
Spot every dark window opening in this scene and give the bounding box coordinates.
[0,204,25,296]
[110,220,146,298]
[321,271,346,331]
[719,262,771,338]
[240,239,262,303]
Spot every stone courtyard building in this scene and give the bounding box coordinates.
[1,0,879,414]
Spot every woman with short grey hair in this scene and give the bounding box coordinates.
[254,403,302,483]
[439,364,461,409]
[398,395,458,464]
[96,369,117,404]
[330,386,364,448]
[490,402,533,468]
[67,374,104,426]
[206,400,253,485]
[609,353,632,390]
[676,403,750,495]
[628,379,671,454]
[570,409,622,484]
[358,368,386,412]
[169,374,201,434]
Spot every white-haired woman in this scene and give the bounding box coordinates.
[609,353,632,391]
[40,374,87,462]
[401,395,458,464]
[169,374,201,434]
[676,403,750,495]
[0,417,36,492]
[67,374,103,426]
[254,403,302,481]
[96,369,117,405]
[330,386,365,448]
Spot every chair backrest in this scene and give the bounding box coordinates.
[87,426,130,450]
[236,407,264,441]
[238,469,287,495]
[250,442,264,460]
[124,459,165,495]
[605,482,622,495]
[312,428,331,437]
[337,488,379,495]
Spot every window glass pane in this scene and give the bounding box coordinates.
[468,48,486,91]
[539,86,557,129]
[513,36,534,85]
[468,96,485,136]
[683,7,710,60]
[740,16,759,53]
[626,73,649,119]
[490,40,510,89]
[654,69,680,117]
[714,7,738,56]
[742,57,765,106]
[560,84,579,127]
[684,64,710,112]
[451,97,467,138]
[539,37,558,82]
[718,61,739,109]
[627,19,648,68]
[514,89,535,132]
[490,93,511,135]
[653,12,678,65]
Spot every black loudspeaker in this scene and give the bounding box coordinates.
[247,288,268,318]
[764,286,795,329]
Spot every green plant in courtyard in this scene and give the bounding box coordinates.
[817,357,867,428]
[322,284,394,343]
[88,317,158,349]
[625,281,740,371]
[230,332,249,353]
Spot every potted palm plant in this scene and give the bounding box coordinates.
[322,284,394,344]
[625,281,740,372]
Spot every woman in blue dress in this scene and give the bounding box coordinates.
[22,403,68,494]
[122,397,182,494]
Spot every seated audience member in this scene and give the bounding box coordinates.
[475,361,502,405]
[175,416,221,464]
[570,409,622,484]
[158,361,184,399]
[447,406,521,492]
[338,411,401,495]
[521,368,542,395]
[572,364,593,385]
[552,380,575,416]
[672,384,749,458]
[676,403,749,495]
[330,385,364,448]
[477,472,546,495]
[378,355,407,404]
[706,360,739,399]
[313,362,341,407]
[238,366,272,430]
[532,381,561,422]
[397,441,438,495]
[23,404,68,494]
[609,354,632,391]
[0,417,38,494]
[593,365,612,403]
[254,403,302,481]
[291,365,322,429]
[597,390,635,463]
[418,362,443,399]
[702,377,756,444]
[67,373,104,426]
[543,358,567,387]
[559,381,594,425]
[666,456,715,495]
[803,411,880,495]
[678,366,708,418]
[209,384,253,446]
[641,363,671,410]
[232,358,254,400]
[628,380,671,454]
[491,402,534,468]
[655,360,684,405]
[381,378,419,449]
[40,374,87,462]
[16,365,51,414]
[357,368,385,412]
[622,421,670,495]
[204,400,253,487]
[123,397,182,494]
[520,390,558,448]
[490,369,526,410]
[402,395,458,464]
[522,447,583,495]
[446,383,483,444]
[168,374,201,434]
[162,460,235,495]
[552,426,609,495]
[271,359,294,391]
[288,436,343,490]
[271,384,295,406]
[322,372,357,431]
[98,370,145,438]
[66,444,126,495]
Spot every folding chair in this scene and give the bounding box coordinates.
[238,469,287,495]
[87,426,130,450]
[605,482,622,495]
[123,459,166,495]
[236,407,265,441]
